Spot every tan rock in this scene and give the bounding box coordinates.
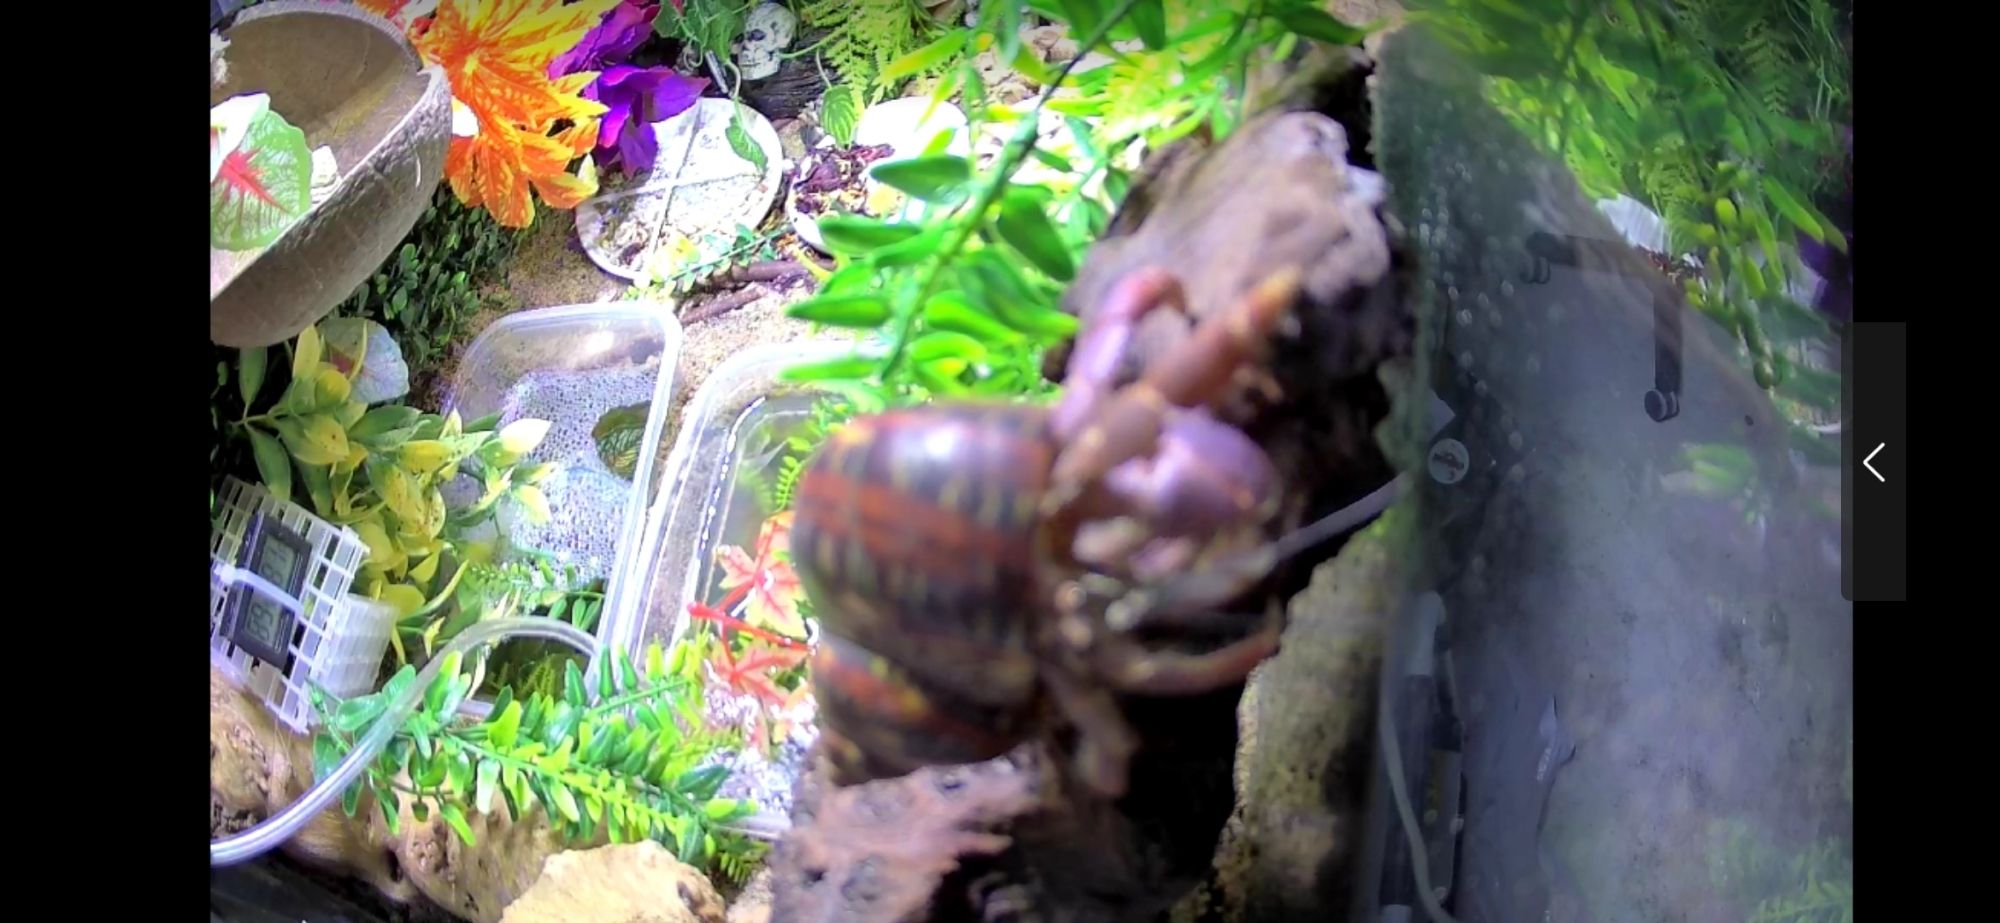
[500,841,726,923]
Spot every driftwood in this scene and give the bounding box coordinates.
[765,50,1411,923]
[740,30,832,121]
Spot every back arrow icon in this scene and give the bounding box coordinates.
[1864,443,1886,483]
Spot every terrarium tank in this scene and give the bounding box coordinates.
[208,0,1859,920]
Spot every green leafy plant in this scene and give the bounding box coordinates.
[443,550,606,692]
[653,0,756,60]
[593,403,653,480]
[820,82,862,146]
[776,0,1373,409]
[798,0,965,101]
[1027,0,1372,154]
[1414,0,1849,394]
[312,644,762,878]
[1708,819,1852,923]
[223,323,555,661]
[460,554,608,633]
[339,188,530,382]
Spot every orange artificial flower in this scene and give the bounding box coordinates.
[382,0,619,227]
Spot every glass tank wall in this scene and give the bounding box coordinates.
[1356,6,1852,922]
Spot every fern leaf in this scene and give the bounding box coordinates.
[800,0,961,102]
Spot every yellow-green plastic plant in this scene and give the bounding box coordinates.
[231,323,555,662]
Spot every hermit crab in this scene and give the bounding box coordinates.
[790,266,1399,797]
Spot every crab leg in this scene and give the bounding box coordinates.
[1050,267,1190,439]
[1091,617,1284,695]
[1103,474,1410,632]
[1044,268,1305,515]
[1040,665,1140,798]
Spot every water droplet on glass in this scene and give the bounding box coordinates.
[1460,350,1475,368]
[1501,280,1516,297]
[1509,431,1524,451]
[1458,309,1475,327]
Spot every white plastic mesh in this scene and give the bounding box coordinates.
[208,477,392,733]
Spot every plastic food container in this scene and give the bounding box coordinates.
[441,303,684,666]
[606,339,853,658]
[601,339,856,831]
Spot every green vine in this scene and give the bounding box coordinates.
[624,224,785,302]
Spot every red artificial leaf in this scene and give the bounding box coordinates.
[717,512,807,638]
[210,96,312,250]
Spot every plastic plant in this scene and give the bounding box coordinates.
[775,0,1373,408]
[361,0,624,228]
[1410,0,1849,394]
[649,0,772,71]
[682,513,814,753]
[210,93,312,251]
[226,323,555,661]
[336,188,530,384]
[717,512,806,637]
[794,0,963,102]
[646,0,774,174]
[623,223,783,299]
[311,644,762,877]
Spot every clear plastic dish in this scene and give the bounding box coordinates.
[441,302,684,662]
[603,339,856,831]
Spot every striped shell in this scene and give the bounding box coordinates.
[791,403,1059,779]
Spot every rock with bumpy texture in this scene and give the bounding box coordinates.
[499,842,726,923]
[1194,517,1402,922]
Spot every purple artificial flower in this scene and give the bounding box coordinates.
[588,65,709,175]
[550,1,660,78]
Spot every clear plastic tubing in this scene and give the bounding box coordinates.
[211,617,597,867]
